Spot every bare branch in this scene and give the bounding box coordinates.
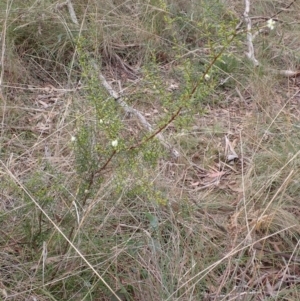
[56,0,79,25]
[66,0,79,25]
[244,0,259,66]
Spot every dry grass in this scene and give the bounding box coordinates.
[1,0,300,300]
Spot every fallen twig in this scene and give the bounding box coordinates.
[244,0,259,66]
[92,61,180,158]
[56,0,79,25]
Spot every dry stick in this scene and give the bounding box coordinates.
[92,62,180,158]
[66,0,79,25]
[57,0,79,25]
[244,0,259,66]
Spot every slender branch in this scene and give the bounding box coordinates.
[94,150,117,176]
[129,106,182,151]
[269,0,296,20]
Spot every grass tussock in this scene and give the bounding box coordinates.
[1,0,300,300]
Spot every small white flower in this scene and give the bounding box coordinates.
[204,74,210,81]
[71,136,76,142]
[111,139,118,148]
[99,119,104,124]
[267,19,276,30]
